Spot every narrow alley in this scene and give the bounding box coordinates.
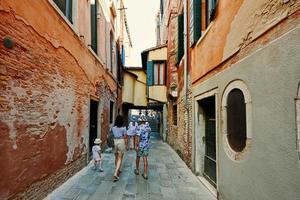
[46,134,215,200]
[1,0,300,200]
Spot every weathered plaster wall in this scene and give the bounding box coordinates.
[128,70,147,84]
[78,0,91,46]
[191,0,300,84]
[192,27,300,200]
[148,47,167,61]
[149,86,167,103]
[98,5,108,65]
[0,11,89,198]
[122,72,135,104]
[133,81,147,107]
[0,1,117,90]
[0,1,119,198]
[122,70,147,107]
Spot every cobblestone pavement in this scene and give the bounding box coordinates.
[46,134,216,200]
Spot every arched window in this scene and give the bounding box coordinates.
[227,89,247,152]
[221,80,252,161]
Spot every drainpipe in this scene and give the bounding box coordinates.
[184,0,190,159]
[183,0,188,105]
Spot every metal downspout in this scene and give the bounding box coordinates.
[184,0,188,105]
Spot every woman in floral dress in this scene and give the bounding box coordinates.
[134,121,151,179]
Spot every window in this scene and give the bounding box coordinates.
[110,32,114,72]
[109,101,114,124]
[90,0,98,53]
[176,13,184,64]
[227,89,246,152]
[173,104,178,125]
[221,80,252,161]
[190,0,201,46]
[160,0,164,20]
[153,63,165,85]
[206,0,216,27]
[53,0,73,23]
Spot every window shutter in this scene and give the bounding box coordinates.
[190,0,201,46]
[190,0,194,46]
[147,61,154,86]
[176,14,184,64]
[121,45,125,66]
[90,1,97,54]
[66,0,73,23]
[174,17,178,63]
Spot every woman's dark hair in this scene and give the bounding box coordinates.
[114,115,124,127]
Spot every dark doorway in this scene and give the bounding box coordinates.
[198,96,216,187]
[89,99,98,155]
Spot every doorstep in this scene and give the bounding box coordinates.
[197,176,218,198]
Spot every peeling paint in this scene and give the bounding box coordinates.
[224,0,300,59]
[0,0,121,198]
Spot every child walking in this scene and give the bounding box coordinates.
[127,121,137,150]
[92,138,104,172]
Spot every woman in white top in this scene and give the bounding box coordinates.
[111,115,127,182]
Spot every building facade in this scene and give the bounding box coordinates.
[156,0,300,199]
[0,0,130,198]
[122,67,147,123]
[141,45,168,140]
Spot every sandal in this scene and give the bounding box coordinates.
[134,169,139,175]
[113,175,119,182]
[142,174,148,180]
[117,170,122,176]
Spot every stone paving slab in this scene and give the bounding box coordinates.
[45,134,216,200]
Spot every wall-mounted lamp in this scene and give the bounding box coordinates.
[3,37,14,49]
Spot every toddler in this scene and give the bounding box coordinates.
[92,138,103,172]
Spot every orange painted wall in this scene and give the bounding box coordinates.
[191,0,244,84]
[0,0,117,90]
[191,0,300,86]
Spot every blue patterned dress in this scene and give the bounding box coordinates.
[137,124,151,157]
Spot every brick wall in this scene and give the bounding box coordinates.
[10,156,86,200]
[165,3,193,168]
[0,7,118,199]
[167,81,193,168]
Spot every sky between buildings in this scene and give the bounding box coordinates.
[124,0,160,67]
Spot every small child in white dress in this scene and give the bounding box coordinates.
[92,138,103,172]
